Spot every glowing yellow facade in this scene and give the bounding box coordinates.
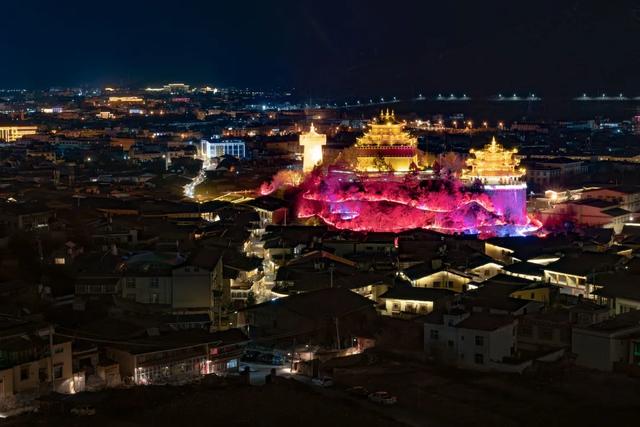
[0,126,38,142]
[299,123,326,172]
[355,110,418,172]
[463,137,525,184]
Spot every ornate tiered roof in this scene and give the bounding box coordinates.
[463,137,525,184]
[356,110,417,148]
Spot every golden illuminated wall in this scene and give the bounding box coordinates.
[355,156,416,172]
[0,126,38,142]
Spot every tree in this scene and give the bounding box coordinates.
[439,152,466,176]
[417,149,436,168]
[372,152,394,173]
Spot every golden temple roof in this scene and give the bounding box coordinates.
[463,137,525,181]
[356,110,417,147]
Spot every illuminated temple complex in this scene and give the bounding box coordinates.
[354,110,418,172]
[462,137,529,225]
[263,113,541,237]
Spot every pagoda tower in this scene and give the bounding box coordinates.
[462,136,528,223]
[299,123,327,173]
[354,110,418,172]
[463,137,525,185]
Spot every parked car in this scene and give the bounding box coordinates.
[368,391,397,405]
[346,386,370,397]
[71,406,96,416]
[240,364,258,373]
[312,376,334,387]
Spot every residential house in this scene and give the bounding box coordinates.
[572,310,640,371]
[273,251,389,299]
[106,328,248,385]
[120,251,184,305]
[240,288,377,349]
[423,308,518,371]
[172,247,225,320]
[592,271,640,314]
[0,320,74,398]
[399,261,473,292]
[543,251,625,297]
[379,281,454,316]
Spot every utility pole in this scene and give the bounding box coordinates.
[335,317,340,350]
[49,325,54,392]
[329,263,335,288]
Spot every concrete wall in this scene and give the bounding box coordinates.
[572,329,632,371]
[121,275,172,304]
[424,322,517,370]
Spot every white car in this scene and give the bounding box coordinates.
[240,364,258,373]
[368,391,397,405]
[311,376,334,387]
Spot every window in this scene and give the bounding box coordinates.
[433,281,441,288]
[226,359,238,370]
[447,281,454,288]
[54,345,64,354]
[519,324,533,337]
[475,336,484,346]
[539,326,553,341]
[447,340,454,348]
[20,367,30,381]
[53,364,63,380]
[150,277,159,288]
[430,329,439,340]
[126,277,136,289]
[474,353,484,364]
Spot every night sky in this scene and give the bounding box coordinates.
[2,0,639,97]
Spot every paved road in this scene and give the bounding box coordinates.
[241,362,436,427]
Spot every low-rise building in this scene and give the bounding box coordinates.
[423,309,517,371]
[105,329,248,385]
[0,125,38,142]
[572,310,640,372]
[399,262,473,292]
[0,320,74,398]
[379,283,454,316]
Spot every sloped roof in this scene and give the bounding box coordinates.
[243,287,375,320]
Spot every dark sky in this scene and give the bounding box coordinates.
[2,0,639,97]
